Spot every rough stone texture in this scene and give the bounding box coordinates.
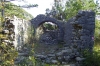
[31,14,64,42]
[31,10,95,65]
[1,16,30,49]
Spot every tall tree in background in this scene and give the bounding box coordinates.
[49,0,97,21]
[0,0,38,20]
[51,0,100,41]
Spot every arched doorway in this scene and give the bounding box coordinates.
[36,21,59,44]
[31,15,64,44]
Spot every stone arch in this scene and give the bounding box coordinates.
[29,11,95,64]
[31,14,64,42]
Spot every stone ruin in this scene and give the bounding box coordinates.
[0,16,30,49]
[31,10,95,65]
[0,10,95,65]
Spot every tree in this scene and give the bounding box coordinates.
[49,0,97,21]
[0,2,35,20]
[0,0,38,21]
[95,20,100,41]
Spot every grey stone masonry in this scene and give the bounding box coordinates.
[68,10,95,51]
[31,10,95,65]
[31,14,64,42]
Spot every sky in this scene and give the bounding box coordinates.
[11,0,54,17]
[11,0,100,17]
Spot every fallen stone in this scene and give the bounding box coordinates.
[62,49,72,53]
[2,30,9,34]
[48,54,55,57]
[51,60,58,64]
[56,52,63,56]
[70,64,76,66]
[18,53,29,56]
[75,57,85,61]
[64,56,70,61]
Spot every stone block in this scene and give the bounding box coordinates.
[75,57,85,61]
[2,30,9,34]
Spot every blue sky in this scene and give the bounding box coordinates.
[11,0,54,17]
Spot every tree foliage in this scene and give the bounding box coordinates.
[50,0,97,21]
[95,20,100,41]
[46,0,100,41]
[0,2,33,20]
[0,2,34,65]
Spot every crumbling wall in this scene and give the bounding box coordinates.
[64,11,95,51]
[31,11,95,65]
[1,16,30,50]
[31,14,64,43]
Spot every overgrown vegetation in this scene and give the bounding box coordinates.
[0,2,33,20]
[0,0,100,66]
[50,0,100,66]
[49,0,96,21]
[0,1,33,66]
[95,20,100,41]
[43,22,58,30]
[81,41,100,66]
[0,43,18,66]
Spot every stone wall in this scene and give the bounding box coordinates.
[64,10,95,51]
[1,16,30,50]
[31,14,64,42]
[31,10,95,65]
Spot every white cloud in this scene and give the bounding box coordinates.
[11,0,54,17]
